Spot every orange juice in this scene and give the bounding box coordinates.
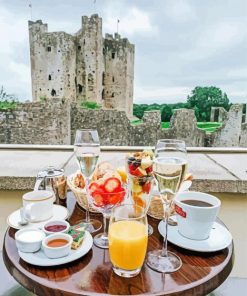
[108,220,148,270]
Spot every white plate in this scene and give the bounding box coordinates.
[7,205,69,230]
[158,217,232,252]
[18,231,93,266]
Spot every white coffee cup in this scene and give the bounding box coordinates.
[174,191,221,240]
[22,190,55,222]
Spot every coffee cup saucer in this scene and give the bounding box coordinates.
[158,216,232,252]
[7,205,69,230]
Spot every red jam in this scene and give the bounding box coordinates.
[45,224,67,232]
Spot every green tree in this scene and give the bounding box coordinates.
[187,86,230,121]
[0,86,18,110]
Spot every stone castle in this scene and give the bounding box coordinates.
[28,14,134,116]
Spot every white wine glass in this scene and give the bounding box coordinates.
[74,129,102,233]
[146,139,188,273]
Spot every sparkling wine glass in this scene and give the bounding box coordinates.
[74,129,102,233]
[146,139,188,273]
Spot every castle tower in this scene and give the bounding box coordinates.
[28,15,135,116]
[103,33,134,116]
[75,15,104,105]
[29,20,76,102]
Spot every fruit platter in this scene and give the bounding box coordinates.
[126,150,154,177]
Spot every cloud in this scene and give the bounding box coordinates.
[181,19,247,61]
[0,6,31,99]
[164,0,197,22]
[103,6,157,36]
[134,86,191,104]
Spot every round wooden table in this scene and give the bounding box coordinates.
[3,193,234,296]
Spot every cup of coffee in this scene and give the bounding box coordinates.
[22,190,55,222]
[174,191,221,240]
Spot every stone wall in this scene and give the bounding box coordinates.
[0,99,70,144]
[213,104,243,147]
[240,123,247,147]
[0,101,246,147]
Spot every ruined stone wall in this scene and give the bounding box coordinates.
[240,123,247,147]
[160,109,206,146]
[213,104,243,147]
[210,107,228,122]
[70,105,129,145]
[0,100,70,144]
[0,103,246,147]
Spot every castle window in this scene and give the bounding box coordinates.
[112,93,115,98]
[60,88,63,90]
[48,75,51,81]
[58,50,60,52]
[78,84,83,93]
[112,52,115,59]
[112,76,115,82]
[103,48,105,55]
[102,89,105,99]
[51,89,56,96]
[39,88,41,91]
[102,72,105,85]
[83,39,85,45]
[58,69,60,72]
[47,46,51,52]
[78,46,81,50]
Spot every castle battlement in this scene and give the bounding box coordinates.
[29,14,134,116]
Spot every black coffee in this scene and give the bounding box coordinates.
[181,199,213,207]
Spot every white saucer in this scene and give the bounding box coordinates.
[158,217,232,252]
[7,205,69,230]
[18,231,93,266]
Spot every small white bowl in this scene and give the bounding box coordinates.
[15,228,45,253]
[42,233,72,259]
[42,220,70,235]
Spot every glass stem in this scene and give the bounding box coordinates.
[102,213,110,239]
[161,195,172,257]
[85,177,91,223]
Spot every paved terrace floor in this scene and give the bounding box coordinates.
[0,145,246,295]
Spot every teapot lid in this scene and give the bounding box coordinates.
[37,166,64,179]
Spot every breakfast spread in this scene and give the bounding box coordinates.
[127,150,154,177]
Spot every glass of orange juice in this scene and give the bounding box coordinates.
[108,204,148,278]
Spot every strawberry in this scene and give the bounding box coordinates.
[142,182,151,194]
[108,189,125,205]
[132,167,147,177]
[145,166,153,174]
[89,182,100,193]
[91,190,104,207]
[128,163,137,174]
[104,177,121,193]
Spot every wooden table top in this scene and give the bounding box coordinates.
[3,193,234,296]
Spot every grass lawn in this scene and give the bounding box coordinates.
[131,120,222,133]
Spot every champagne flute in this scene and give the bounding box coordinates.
[146,139,187,273]
[74,129,102,233]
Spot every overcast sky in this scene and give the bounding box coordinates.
[0,0,246,104]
